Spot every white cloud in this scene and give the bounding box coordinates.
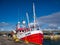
[37,12,60,29]
[0,22,9,27]
[58,27,60,29]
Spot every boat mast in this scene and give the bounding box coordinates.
[33,3,36,30]
[26,12,30,28]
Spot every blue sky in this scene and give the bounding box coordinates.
[0,0,60,31]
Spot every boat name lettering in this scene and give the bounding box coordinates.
[25,32,31,35]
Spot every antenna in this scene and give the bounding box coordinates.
[26,12,30,28]
[18,8,19,22]
[17,8,20,29]
[33,3,36,29]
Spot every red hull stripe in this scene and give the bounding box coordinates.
[21,33,43,44]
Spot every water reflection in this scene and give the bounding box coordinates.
[43,39,60,45]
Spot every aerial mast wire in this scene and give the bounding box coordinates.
[26,12,30,28]
[33,3,36,30]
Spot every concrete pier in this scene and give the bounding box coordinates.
[44,35,60,40]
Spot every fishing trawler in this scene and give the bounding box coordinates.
[12,3,43,45]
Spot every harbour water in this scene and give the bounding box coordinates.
[43,39,60,45]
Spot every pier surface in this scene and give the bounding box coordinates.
[0,36,35,45]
